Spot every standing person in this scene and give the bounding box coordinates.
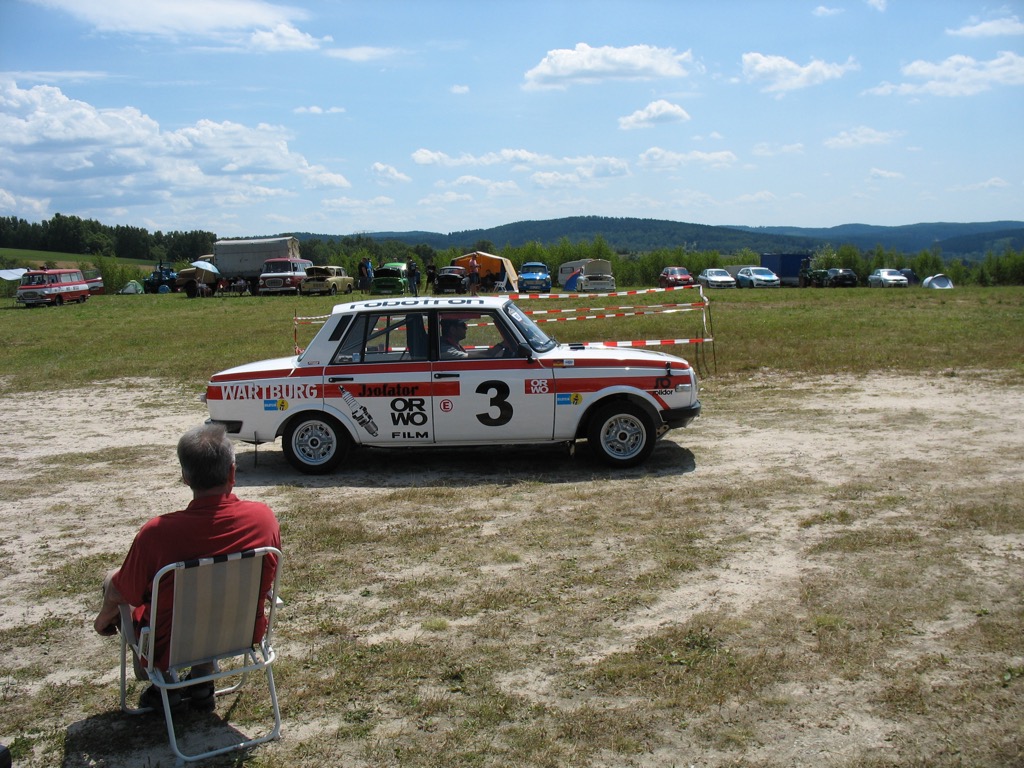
[358,258,369,293]
[94,424,281,712]
[407,259,420,297]
[425,262,437,294]
[468,253,480,296]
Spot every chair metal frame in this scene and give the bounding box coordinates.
[118,547,283,766]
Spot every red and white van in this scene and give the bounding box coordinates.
[16,268,92,307]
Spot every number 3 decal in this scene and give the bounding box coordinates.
[476,379,513,426]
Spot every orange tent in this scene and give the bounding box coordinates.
[452,251,519,292]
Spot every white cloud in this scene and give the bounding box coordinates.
[439,175,520,196]
[869,167,904,179]
[412,148,549,167]
[523,43,693,90]
[637,147,738,170]
[742,52,859,93]
[867,51,1024,96]
[450,84,470,95]
[0,186,49,219]
[948,15,1024,37]
[0,79,350,223]
[249,23,325,52]
[418,190,472,206]
[812,6,844,17]
[866,0,887,11]
[751,142,804,157]
[735,190,777,204]
[618,100,691,130]
[321,195,395,216]
[293,105,345,115]
[372,162,411,183]
[951,177,1010,191]
[27,0,330,51]
[325,46,399,62]
[824,125,903,149]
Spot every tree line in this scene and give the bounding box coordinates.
[2,213,1022,289]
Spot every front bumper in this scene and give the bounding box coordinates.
[662,401,701,429]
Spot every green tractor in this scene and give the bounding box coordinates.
[798,258,829,288]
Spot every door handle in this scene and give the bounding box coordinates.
[433,373,459,379]
[328,376,354,382]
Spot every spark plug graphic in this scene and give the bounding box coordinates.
[338,385,379,436]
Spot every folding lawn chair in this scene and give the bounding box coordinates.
[118,547,283,766]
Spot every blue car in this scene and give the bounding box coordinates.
[518,262,552,293]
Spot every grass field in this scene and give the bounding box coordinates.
[1,285,1022,767]
[2,286,1022,394]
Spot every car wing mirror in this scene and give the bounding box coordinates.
[517,342,535,363]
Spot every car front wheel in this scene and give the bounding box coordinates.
[283,414,350,474]
[587,401,656,468]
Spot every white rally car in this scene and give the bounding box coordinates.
[204,296,701,473]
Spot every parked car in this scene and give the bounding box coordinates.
[825,268,859,288]
[735,267,781,288]
[696,268,736,289]
[434,265,469,294]
[868,268,909,288]
[204,296,701,473]
[518,262,552,293]
[922,274,954,289]
[300,266,355,296]
[370,262,410,295]
[658,267,695,288]
[258,257,313,296]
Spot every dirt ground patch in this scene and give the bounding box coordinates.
[1,372,1022,766]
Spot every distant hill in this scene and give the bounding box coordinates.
[290,217,1024,259]
[727,221,1024,258]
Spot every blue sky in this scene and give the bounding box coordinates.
[1,0,1022,239]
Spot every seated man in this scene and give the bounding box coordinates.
[439,317,515,360]
[94,424,281,712]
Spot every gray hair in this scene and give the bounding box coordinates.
[177,424,235,490]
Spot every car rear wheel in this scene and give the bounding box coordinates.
[283,414,350,474]
[329,285,338,296]
[587,401,656,468]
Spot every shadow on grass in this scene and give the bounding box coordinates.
[62,704,267,767]
[231,439,697,489]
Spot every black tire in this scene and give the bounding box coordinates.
[344,283,353,294]
[283,413,350,474]
[586,401,656,468]
[53,295,63,306]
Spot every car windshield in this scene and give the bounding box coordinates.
[523,263,548,273]
[264,262,299,274]
[708,270,729,276]
[751,268,774,276]
[503,301,556,353]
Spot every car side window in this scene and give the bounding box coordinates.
[332,313,427,365]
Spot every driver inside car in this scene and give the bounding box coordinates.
[439,316,514,360]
